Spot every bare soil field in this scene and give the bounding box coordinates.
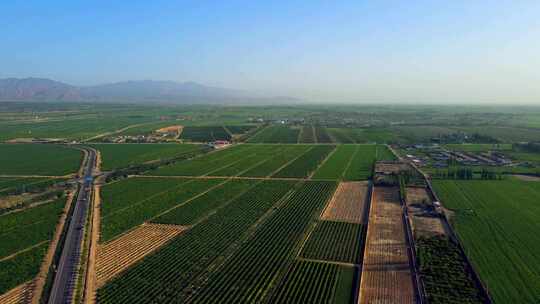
[95,223,187,287]
[358,186,415,304]
[406,187,446,237]
[321,181,368,224]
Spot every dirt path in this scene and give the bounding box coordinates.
[0,240,49,262]
[297,257,356,267]
[307,145,336,179]
[81,122,159,142]
[267,146,315,177]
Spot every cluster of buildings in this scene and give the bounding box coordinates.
[401,144,513,169]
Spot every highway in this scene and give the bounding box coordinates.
[48,147,96,304]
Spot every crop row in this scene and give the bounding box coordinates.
[432,180,540,303]
[224,125,256,134]
[314,126,333,143]
[273,145,335,178]
[239,145,312,177]
[97,180,297,303]
[248,125,300,143]
[312,145,357,180]
[91,143,204,171]
[416,236,486,304]
[151,179,258,225]
[180,126,231,142]
[207,145,288,176]
[0,197,65,258]
[300,220,363,264]
[0,177,59,196]
[148,144,258,176]
[270,260,341,303]
[100,178,223,242]
[0,144,82,176]
[0,242,48,294]
[184,181,337,303]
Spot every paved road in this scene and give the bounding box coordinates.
[48,147,96,304]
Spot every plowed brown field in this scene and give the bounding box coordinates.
[0,281,33,304]
[95,223,187,287]
[321,181,368,224]
[358,186,415,304]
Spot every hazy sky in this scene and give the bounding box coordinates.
[1,1,539,104]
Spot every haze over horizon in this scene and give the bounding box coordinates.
[2,1,540,104]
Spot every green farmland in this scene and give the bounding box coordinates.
[100,177,223,242]
[0,144,82,176]
[0,196,66,294]
[433,180,540,303]
[91,143,204,170]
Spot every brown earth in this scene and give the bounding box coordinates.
[406,187,446,238]
[156,125,183,134]
[358,186,415,304]
[321,181,368,224]
[95,223,188,287]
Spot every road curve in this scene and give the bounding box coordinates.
[48,147,96,304]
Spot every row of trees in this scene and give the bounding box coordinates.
[433,167,503,180]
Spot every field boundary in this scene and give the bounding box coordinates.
[268,145,315,177]
[308,145,337,179]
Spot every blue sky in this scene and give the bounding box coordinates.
[1,1,539,103]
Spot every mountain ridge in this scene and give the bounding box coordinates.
[0,77,300,104]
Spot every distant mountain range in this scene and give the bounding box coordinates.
[0,78,301,104]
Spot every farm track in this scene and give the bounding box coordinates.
[81,122,161,142]
[307,145,336,179]
[0,240,49,262]
[96,223,187,288]
[297,257,356,267]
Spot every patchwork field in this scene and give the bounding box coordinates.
[433,180,540,303]
[100,177,224,242]
[90,143,204,170]
[97,179,300,302]
[96,223,188,287]
[0,144,82,176]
